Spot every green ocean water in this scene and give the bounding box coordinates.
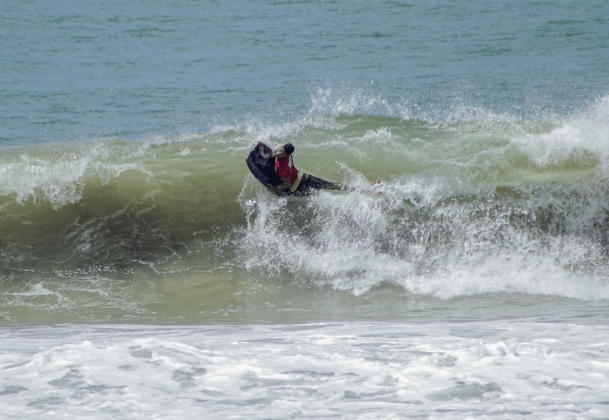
[2,113,609,324]
[2,1,609,417]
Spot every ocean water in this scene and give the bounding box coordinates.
[2,0,609,418]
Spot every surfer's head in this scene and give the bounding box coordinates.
[283,143,295,155]
[274,143,295,158]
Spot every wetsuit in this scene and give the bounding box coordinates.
[275,155,340,197]
[285,173,341,196]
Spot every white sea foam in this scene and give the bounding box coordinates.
[241,170,609,301]
[0,134,196,208]
[511,95,609,173]
[0,322,607,419]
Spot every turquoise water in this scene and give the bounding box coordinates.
[3,0,607,145]
[2,1,609,418]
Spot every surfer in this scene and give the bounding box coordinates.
[246,141,348,196]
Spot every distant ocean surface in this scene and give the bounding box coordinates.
[2,0,609,418]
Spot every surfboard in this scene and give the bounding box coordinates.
[246,144,282,189]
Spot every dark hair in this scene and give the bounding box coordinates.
[283,143,295,155]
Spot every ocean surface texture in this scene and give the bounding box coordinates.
[2,0,609,418]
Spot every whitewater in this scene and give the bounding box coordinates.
[2,0,609,418]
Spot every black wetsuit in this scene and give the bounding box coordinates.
[279,173,341,197]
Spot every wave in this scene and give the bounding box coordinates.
[2,95,609,322]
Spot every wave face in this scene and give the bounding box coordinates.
[2,95,609,323]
